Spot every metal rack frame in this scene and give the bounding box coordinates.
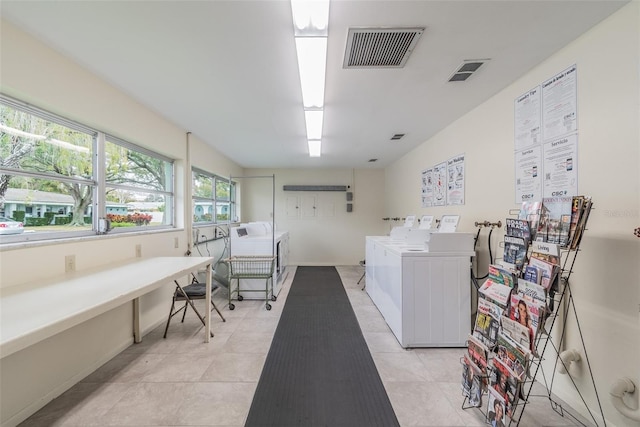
[226,174,277,310]
[225,255,277,310]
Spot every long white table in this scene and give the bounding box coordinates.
[0,256,214,359]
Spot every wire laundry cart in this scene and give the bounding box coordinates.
[224,255,277,310]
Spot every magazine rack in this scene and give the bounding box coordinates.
[462,202,606,427]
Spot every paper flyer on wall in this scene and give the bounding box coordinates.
[542,64,577,141]
[514,86,541,150]
[542,133,578,198]
[433,162,447,206]
[514,145,542,203]
[447,154,465,205]
[421,168,434,207]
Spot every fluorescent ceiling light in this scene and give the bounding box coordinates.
[292,0,329,158]
[308,139,321,157]
[291,0,330,36]
[304,110,323,140]
[295,37,327,109]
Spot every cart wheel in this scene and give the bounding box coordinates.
[271,295,277,301]
[237,295,244,301]
[266,303,272,310]
[229,303,235,310]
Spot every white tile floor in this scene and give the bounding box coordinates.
[19,265,590,426]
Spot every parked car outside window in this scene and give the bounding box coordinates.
[0,217,24,235]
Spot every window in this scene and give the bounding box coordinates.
[192,168,236,224]
[105,136,174,231]
[0,94,175,243]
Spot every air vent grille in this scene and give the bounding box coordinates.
[344,27,424,68]
[448,59,489,82]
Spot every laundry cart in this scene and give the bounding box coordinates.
[224,255,277,310]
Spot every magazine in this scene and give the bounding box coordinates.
[570,196,593,250]
[503,236,527,270]
[487,386,508,427]
[527,256,558,290]
[462,355,484,407]
[461,356,472,398]
[517,278,546,304]
[500,316,531,351]
[496,332,530,381]
[567,196,584,247]
[479,279,513,308]
[469,370,483,408]
[488,264,516,288]
[474,297,503,348]
[519,200,543,241]
[530,241,560,265]
[539,196,573,246]
[509,293,545,345]
[490,357,521,419]
[522,265,542,285]
[505,218,531,242]
[467,334,489,375]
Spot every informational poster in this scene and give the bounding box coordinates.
[421,168,434,208]
[514,86,541,150]
[515,146,542,203]
[447,154,465,205]
[542,133,578,198]
[433,162,447,206]
[542,64,577,141]
[514,65,579,202]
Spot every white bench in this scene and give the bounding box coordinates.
[0,256,214,359]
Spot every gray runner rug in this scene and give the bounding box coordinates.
[244,266,400,427]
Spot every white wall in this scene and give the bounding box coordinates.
[385,4,639,426]
[2,2,638,426]
[242,168,387,266]
[0,20,242,427]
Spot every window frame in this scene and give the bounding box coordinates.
[0,93,176,245]
[192,167,237,225]
[103,134,175,234]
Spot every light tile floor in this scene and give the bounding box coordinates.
[19,265,591,426]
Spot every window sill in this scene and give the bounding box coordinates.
[0,227,182,252]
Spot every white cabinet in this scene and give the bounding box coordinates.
[230,227,289,299]
[286,195,316,218]
[365,236,473,348]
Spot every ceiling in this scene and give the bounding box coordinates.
[0,1,627,169]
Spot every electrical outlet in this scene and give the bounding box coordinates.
[174,237,179,248]
[135,244,142,258]
[65,255,76,272]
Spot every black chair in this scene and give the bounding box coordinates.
[163,274,226,338]
[357,260,366,290]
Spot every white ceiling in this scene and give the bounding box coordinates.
[0,0,627,169]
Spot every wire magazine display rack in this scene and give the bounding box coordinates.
[225,255,277,310]
[462,201,606,427]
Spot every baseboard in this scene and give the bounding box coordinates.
[2,338,133,427]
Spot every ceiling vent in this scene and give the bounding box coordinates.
[448,59,489,82]
[344,27,425,68]
[390,133,405,140]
